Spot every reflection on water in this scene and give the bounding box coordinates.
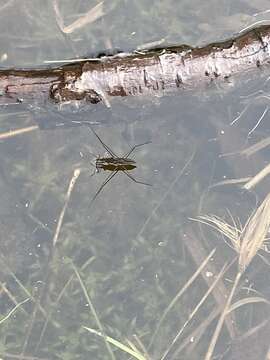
[0,1,270,359]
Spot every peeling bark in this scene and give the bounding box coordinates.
[1,25,270,108]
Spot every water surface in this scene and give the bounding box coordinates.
[0,1,270,359]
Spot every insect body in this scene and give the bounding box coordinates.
[96,157,136,172]
[89,126,151,205]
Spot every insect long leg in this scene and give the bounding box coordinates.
[124,141,152,158]
[88,126,118,157]
[89,171,118,205]
[123,170,152,186]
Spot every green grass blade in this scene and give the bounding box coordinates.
[0,298,30,325]
[83,326,147,360]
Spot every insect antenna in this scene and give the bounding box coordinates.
[89,164,98,177]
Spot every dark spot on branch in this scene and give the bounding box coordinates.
[175,73,182,87]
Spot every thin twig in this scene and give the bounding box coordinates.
[241,136,270,157]
[0,282,27,315]
[0,125,39,140]
[54,1,105,34]
[243,163,270,190]
[247,106,268,137]
[53,168,81,247]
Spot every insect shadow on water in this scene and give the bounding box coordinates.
[87,126,152,205]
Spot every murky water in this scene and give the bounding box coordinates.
[0,1,270,359]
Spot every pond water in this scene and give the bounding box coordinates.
[0,1,270,359]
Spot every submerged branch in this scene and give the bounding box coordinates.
[1,25,270,124]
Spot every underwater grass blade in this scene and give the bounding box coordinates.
[238,192,270,271]
[35,256,96,352]
[228,296,270,313]
[148,248,216,349]
[0,298,30,325]
[72,263,116,360]
[84,327,147,360]
[161,262,227,360]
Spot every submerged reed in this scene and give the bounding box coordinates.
[197,191,270,359]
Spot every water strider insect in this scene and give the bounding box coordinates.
[88,126,151,205]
